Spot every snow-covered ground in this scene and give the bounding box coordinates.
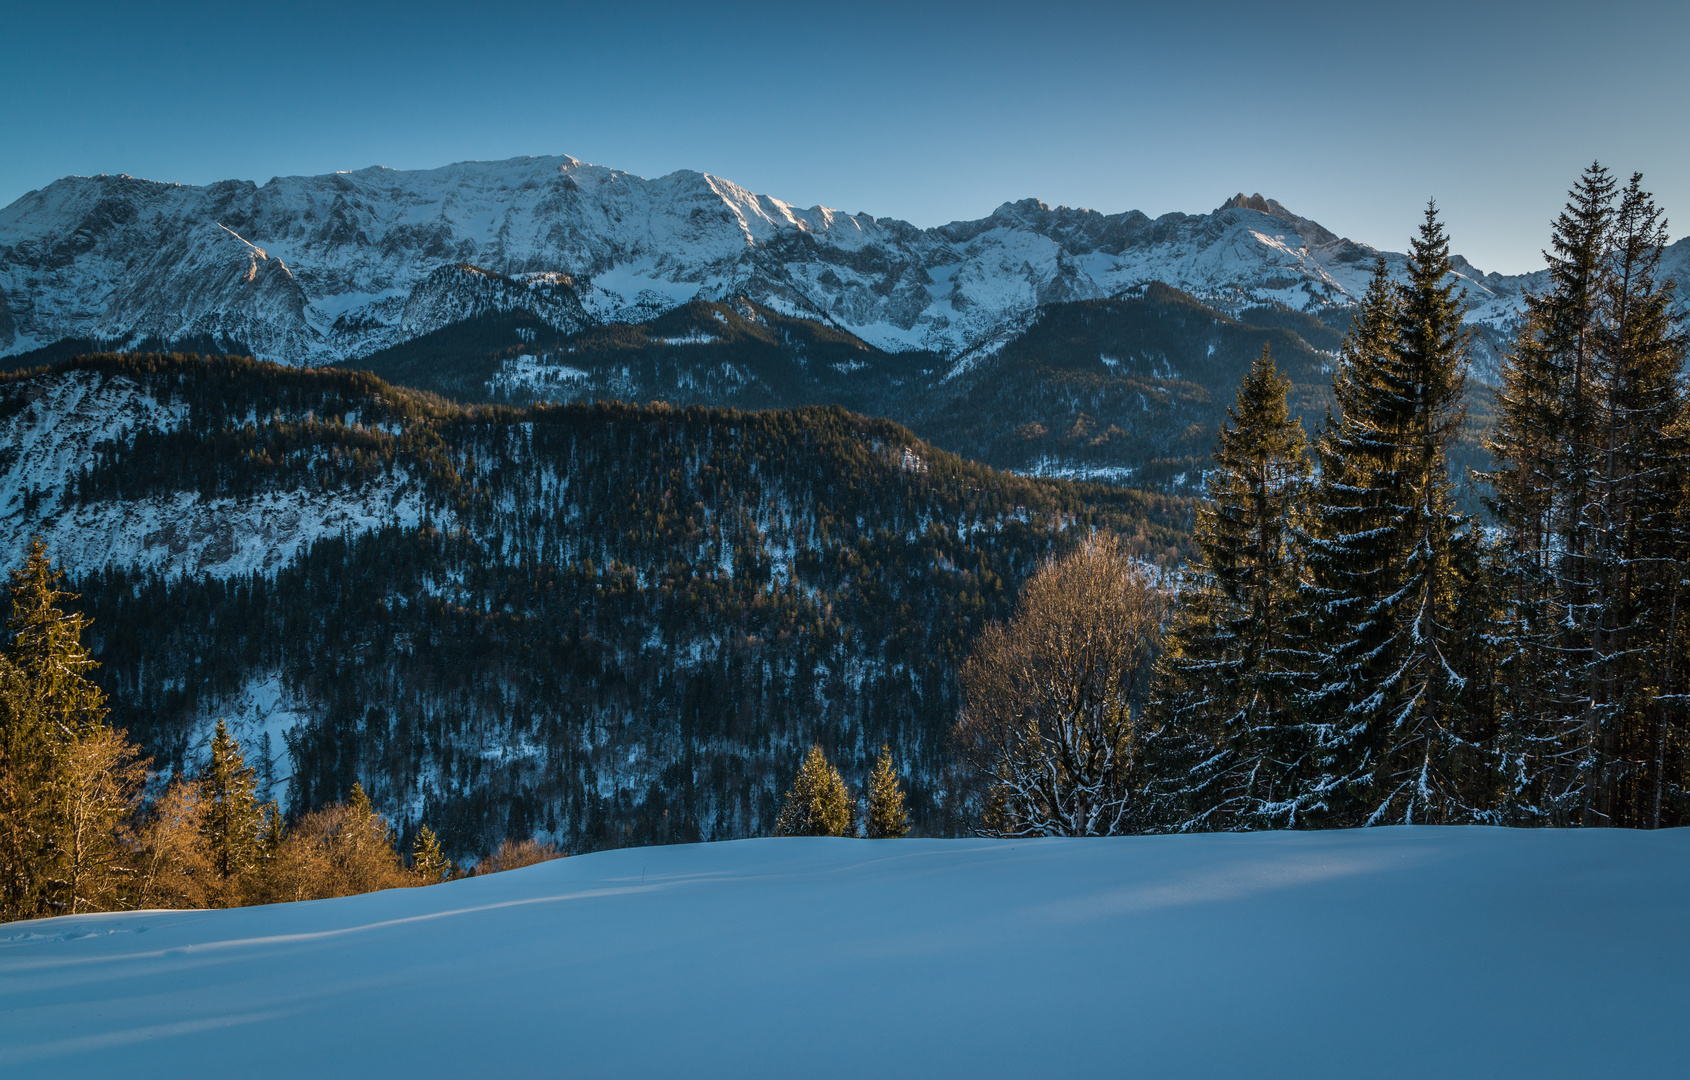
[3,827,1685,1078]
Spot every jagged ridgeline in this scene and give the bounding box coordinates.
[0,354,1187,855]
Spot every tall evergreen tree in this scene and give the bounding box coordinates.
[256,801,287,867]
[198,719,264,899]
[1583,174,1688,825]
[1155,345,1314,828]
[0,541,131,919]
[1486,165,1689,827]
[1302,217,1484,826]
[1485,165,1616,821]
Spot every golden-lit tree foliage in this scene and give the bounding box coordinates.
[955,532,1166,836]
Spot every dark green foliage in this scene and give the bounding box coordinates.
[774,745,853,837]
[11,353,1187,858]
[1484,165,1618,821]
[1235,304,1347,352]
[918,284,1337,493]
[1154,346,1314,828]
[1301,215,1488,827]
[1488,166,1690,827]
[1145,172,1690,836]
[864,743,909,839]
[353,298,939,419]
[198,719,263,889]
[344,284,1361,498]
[2,333,254,374]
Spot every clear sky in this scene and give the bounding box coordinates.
[3,0,1685,274]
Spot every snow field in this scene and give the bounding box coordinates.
[2,826,1686,1079]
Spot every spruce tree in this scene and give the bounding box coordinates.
[1156,345,1313,828]
[1584,174,1688,825]
[1486,164,1617,821]
[1302,219,1483,826]
[256,801,287,865]
[198,719,263,897]
[1485,166,1689,827]
[1485,301,1576,821]
[411,825,453,882]
[774,746,853,837]
[864,744,909,839]
[0,541,128,919]
[348,781,374,818]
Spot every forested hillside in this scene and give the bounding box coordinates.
[355,296,939,419]
[0,354,1187,857]
[919,284,1337,489]
[340,284,1498,497]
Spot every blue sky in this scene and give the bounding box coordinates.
[2,0,1685,273]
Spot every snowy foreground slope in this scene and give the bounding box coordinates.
[4,828,1686,1079]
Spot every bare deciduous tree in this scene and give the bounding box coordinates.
[954,533,1166,836]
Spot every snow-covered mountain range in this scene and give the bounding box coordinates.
[10,155,1672,367]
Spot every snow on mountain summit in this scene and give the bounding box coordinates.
[0,155,1547,366]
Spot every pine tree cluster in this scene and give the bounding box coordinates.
[772,743,910,838]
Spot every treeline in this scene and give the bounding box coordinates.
[0,358,1189,857]
[1151,169,1689,830]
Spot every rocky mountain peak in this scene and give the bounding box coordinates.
[1218,192,1295,219]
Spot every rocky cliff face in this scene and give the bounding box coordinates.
[0,156,1580,367]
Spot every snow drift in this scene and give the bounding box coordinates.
[3,826,1685,1078]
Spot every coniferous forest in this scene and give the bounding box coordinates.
[0,352,1186,872]
[1155,172,1689,832]
[2,165,1687,923]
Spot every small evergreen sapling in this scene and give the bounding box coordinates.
[774,745,854,837]
[865,743,909,839]
[410,825,453,882]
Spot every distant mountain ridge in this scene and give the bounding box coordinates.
[9,154,1666,368]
